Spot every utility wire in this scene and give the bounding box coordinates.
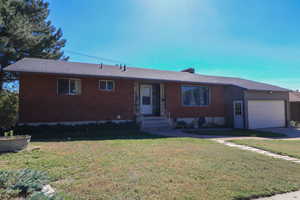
[65,49,197,70]
[65,50,130,65]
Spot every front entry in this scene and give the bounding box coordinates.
[140,84,153,115]
[233,100,244,128]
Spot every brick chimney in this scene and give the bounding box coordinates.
[181,68,195,73]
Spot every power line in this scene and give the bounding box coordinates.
[64,49,200,70]
[65,50,130,65]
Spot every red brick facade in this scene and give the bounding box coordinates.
[19,73,135,123]
[165,82,225,118]
[19,73,226,123]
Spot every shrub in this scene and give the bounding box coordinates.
[4,130,13,137]
[0,169,61,199]
[289,121,300,128]
[0,169,48,194]
[290,121,297,127]
[175,121,188,129]
[0,90,18,133]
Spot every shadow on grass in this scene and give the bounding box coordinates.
[30,131,169,142]
[185,129,287,139]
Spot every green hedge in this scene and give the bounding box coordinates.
[15,122,140,140]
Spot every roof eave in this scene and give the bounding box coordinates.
[12,70,235,86]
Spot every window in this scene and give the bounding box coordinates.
[57,79,81,95]
[99,80,114,91]
[234,102,243,116]
[181,86,210,106]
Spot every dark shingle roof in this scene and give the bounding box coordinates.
[4,58,289,92]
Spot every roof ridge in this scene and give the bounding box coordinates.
[20,58,263,82]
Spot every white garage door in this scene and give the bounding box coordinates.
[248,100,286,129]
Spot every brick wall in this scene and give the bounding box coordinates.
[19,73,226,123]
[19,73,135,123]
[165,82,226,118]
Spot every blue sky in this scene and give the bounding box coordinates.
[47,0,300,90]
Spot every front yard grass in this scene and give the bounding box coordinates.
[1,133,300,200]
[230,139,300,159]
[186,129,286,138]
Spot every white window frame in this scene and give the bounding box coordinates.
[181,85,210,107]
[99,80,115,91]
[57,78,81,96]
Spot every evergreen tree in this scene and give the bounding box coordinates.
[0,0,68,90]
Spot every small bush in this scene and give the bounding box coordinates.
[175,121,188,129]
[290,121,300,128]
[290,121,297,127]
[0,169,61,199]
[4,130,13,137]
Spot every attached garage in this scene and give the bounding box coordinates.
[247,100,286,129]
[227,87,289,129]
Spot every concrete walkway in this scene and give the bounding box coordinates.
[214,139,300,164]
[254,191,300,200]
[149,129,300,163]
[149,129,300,200]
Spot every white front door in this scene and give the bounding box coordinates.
[140,85,153,115]
[233,100,244,129]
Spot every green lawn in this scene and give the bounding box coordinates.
[1,133,300,200]
[230,139,300,159]
[186,129,286,138]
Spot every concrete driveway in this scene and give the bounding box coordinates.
[259,128,300,138]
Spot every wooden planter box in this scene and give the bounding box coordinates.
[0,135,31,152]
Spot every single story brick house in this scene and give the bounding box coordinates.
[5,58,291,129]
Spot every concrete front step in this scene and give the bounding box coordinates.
[142,117,167,121]
[143,120,170,125]
[143,116,165,119]
[142,125,172,131]
[143,124,170,129]
[141,116,172,130]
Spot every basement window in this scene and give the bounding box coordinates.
[57,79,81,95]
[99,80,114,91]
[181,86,210,106]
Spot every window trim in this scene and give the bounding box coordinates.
[57,78,81,96]
[181,85,211,107]
[99,80,115,91]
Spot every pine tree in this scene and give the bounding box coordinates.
[0,0,68,90]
